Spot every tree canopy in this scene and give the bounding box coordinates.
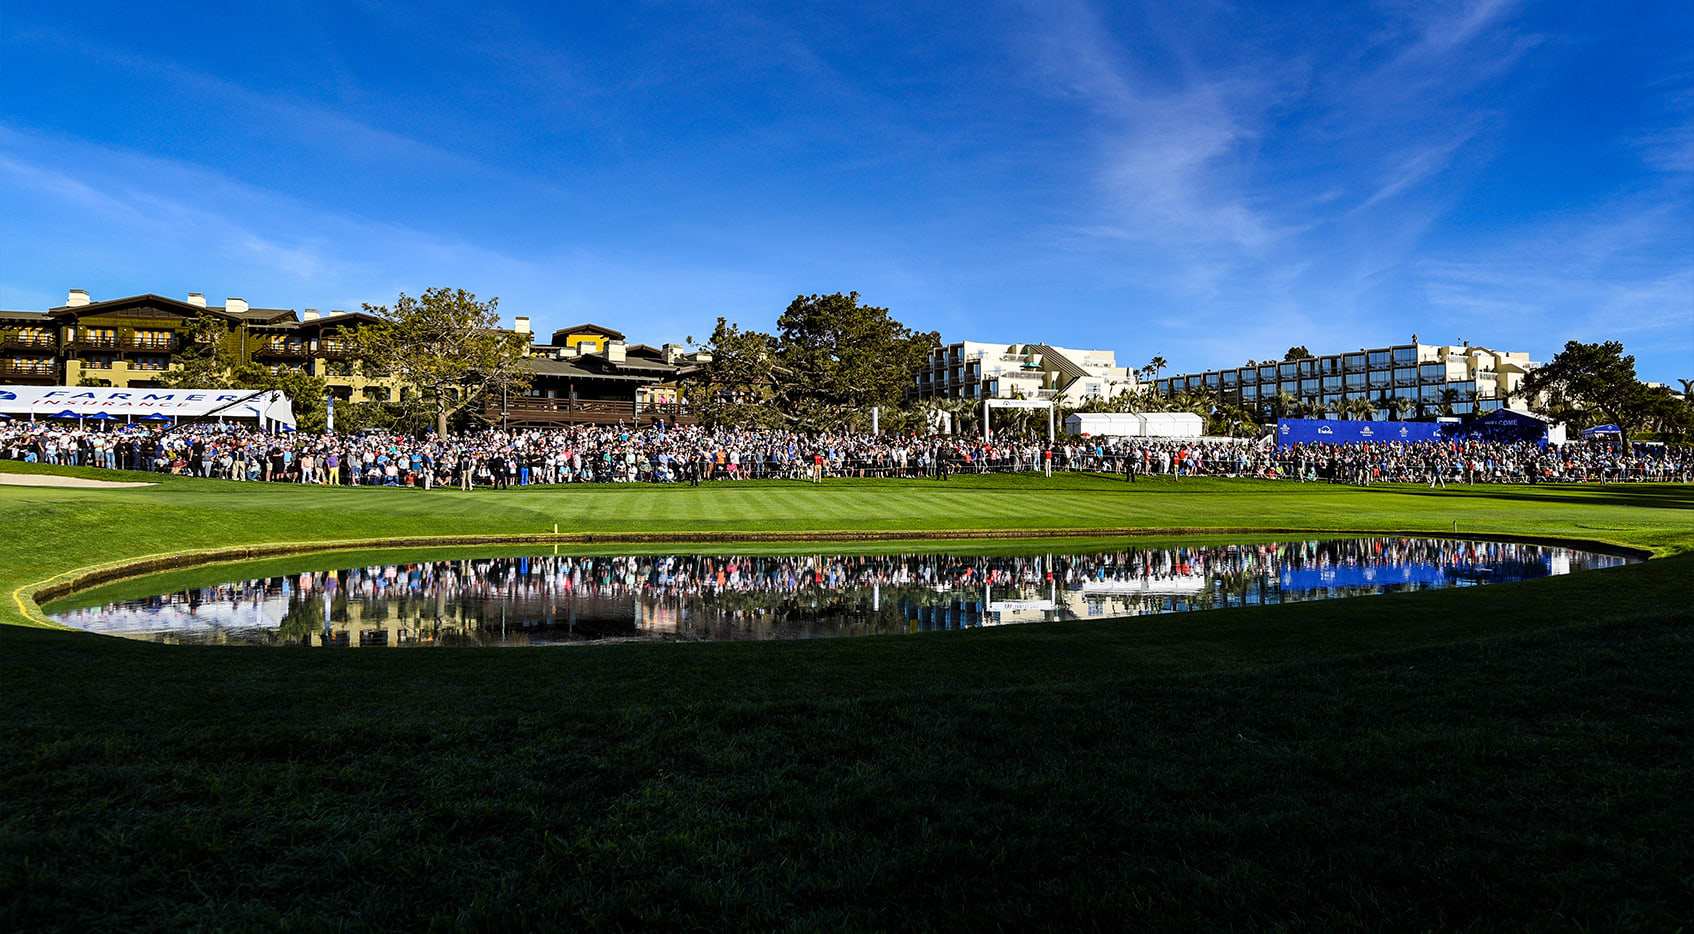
[1513,340,1680,446]
[1284,346,1312,361]
[350,288,530,435]
[693,292,937,433]
[155,317,331,431]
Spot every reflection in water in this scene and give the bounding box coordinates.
[49,539,1630,647]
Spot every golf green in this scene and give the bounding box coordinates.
[2,464,1690,930]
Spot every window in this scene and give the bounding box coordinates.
[1343,353,1366,371]
[1392,346,1417,365]
[1367,350,1391,368]
[1345,373,1366,389]
[1279,363,1298,379]
[1319,357,1340,374]
[1300,378,1320,394]
[1322,375,1342,391]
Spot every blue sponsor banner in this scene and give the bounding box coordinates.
[1280,557,1552,591]
[1279,563,1452,591]
[1275,418,1445,447]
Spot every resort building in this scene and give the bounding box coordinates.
[487,339,711,427]
[912,341,1138,403]
[1151,338,1538,420]
[1,289,708,427]
[0,290,399,401]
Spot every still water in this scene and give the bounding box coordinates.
[47,538,1633,647]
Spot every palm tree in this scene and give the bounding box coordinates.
[1340,397,1374,421]
[1270,391,1298,420]
[1387,396,1416,421]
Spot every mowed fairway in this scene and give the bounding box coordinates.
[2,463,1691,930]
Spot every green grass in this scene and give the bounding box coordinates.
[2,463,1691,930]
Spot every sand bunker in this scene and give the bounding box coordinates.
[0,473,157,489]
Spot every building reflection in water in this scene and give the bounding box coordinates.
[48,538,1631,647]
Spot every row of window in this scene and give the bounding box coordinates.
[1234,382,1480,403]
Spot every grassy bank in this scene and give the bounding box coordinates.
[2,464,1691,930]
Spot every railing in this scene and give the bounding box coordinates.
[81,358,114,369]
[67,335,120,349]
[128,336,180,351]
[255,343,310,358]
[0,360,56,377]
[1,334,56,350]
[130,360,171,371]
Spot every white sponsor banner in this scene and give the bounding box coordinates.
[0,386,295,427]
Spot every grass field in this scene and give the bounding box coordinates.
[2,463,1691,930]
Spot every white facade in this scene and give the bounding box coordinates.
[914,340,1138,403]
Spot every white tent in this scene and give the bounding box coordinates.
[1139,412,1203,438]
[1064,413,1145,437]
[0,386,297,430]
[1064,411,1203,438]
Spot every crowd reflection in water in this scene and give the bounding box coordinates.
[50,538,1630,647]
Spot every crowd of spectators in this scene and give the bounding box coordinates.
[1,420,1688,486]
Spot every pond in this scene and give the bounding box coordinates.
[45,537,1634,647]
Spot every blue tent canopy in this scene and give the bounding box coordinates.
[1581,424,1621,436]
[139,413,175,421]
[47,410,82,419]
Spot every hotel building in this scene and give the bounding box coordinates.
[912,341,1138,404]
[0,290,707,427]
[1152,339,1538,419]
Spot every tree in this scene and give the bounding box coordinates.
[159,316,237,389]
[1513,340,1660,446]
[1387,396,1417,421]
[689,317,781,430]
[1284,346,1312,361]
[350,288,530,436]
[1340,397,1375,421]
[229,362,330,433]
[1145,355,1168,383]
[771,292,938,433]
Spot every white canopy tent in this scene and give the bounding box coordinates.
[0,386,296,430]
[1064,411,1203,438]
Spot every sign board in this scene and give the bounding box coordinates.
[1276,418,1443,447]
[0,386,296,428]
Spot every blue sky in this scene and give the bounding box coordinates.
[2,0,1689,381]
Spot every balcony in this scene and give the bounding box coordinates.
[254,343,310,359]
[66,334,120,350]
[0,360,56,379]
[1,333,56,351]
[317,342,352,359]
[127,336,181,352]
